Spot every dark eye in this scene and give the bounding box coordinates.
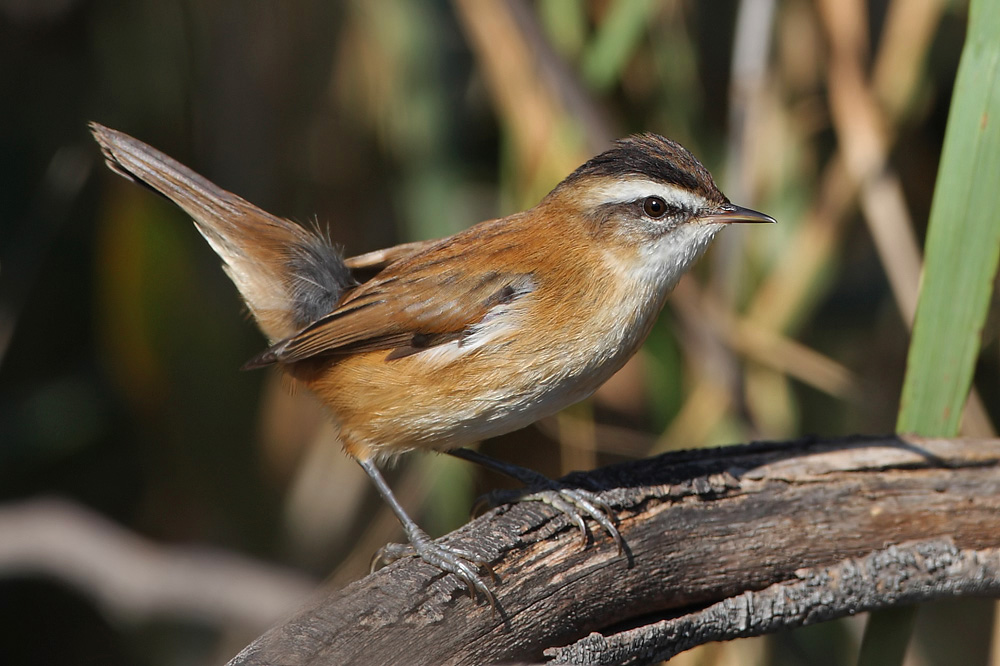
[643,196,668,218]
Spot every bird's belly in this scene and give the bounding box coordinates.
[306,287,657,460]
[307,328,639,459]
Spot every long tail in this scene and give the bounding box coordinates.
[90,122,355,342]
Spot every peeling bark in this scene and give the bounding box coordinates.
[227,435,1000,666]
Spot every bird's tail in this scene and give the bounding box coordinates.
[90,122,355,343]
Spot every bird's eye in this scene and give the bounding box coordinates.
[643,196,668,218]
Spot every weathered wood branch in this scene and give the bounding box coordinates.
[547,540,1000,664]
[227,435,1000,666]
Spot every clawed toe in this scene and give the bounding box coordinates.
[359,458,498,607]
[446,448,625,557]
[370,542,414,572]
[523,486,623,552]
[474,484,622,552]
[372,538,498,608]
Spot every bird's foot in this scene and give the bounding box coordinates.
[478,481,623,553]
[448,448,623,552]
[371,528,498,609]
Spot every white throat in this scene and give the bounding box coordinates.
[624,221,724,296]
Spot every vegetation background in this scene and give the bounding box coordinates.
[1,0,997,664]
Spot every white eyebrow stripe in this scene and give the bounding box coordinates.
[580,178,710,211]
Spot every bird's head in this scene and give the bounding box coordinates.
[543,133,774,289]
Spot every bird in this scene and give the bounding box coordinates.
[90,123,774,604]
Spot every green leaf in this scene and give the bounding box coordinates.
[896,0,1000,437]
[862,1,1000,665]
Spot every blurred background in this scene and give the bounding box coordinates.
[1,0,997,664]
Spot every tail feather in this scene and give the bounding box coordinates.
[90,122,355,342]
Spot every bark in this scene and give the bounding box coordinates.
[227,435,1000,666]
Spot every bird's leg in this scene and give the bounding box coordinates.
[358,458,497,607]
[447,447,623,553]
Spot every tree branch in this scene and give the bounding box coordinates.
[547,540,1000,664]
[227,435,1000,666]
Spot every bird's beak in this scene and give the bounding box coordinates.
[698,204,776,225]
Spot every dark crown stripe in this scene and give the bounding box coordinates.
[562,133,725,204]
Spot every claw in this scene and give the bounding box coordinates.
[358,457,499,609]
[371,542,415,573]
[371,537,498,608]
[470,495,490,518]
[447,448,625,554]
[523,486,623,552]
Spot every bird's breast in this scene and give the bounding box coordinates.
[309,248,671,459]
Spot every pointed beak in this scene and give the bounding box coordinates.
[699,204,776,225]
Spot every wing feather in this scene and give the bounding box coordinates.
[245,221,535,367]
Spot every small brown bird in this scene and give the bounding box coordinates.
[90,124,773,603]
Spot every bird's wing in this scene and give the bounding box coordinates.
[244,221,534,367]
